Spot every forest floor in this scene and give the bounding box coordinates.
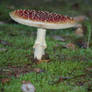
[0,0,92,92]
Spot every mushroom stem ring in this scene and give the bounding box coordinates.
[33,28,47,60]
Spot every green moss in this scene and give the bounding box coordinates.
[0,23,91,92]
[0,1,92,92]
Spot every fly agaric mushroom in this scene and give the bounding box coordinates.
[9,9,78,60]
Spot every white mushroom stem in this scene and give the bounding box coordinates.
[33,28,47,60]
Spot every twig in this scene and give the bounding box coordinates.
[87,21,92,48]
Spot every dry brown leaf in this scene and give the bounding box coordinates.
[75,27,84,37]
[0,48,7,52]
[33,68,45,73]
[53,35,65,42]
[65,43,76,50]
[86,67,92,72]
[37,59,49,64]
[0,40,12,46]
[74,15,88,22]
[48,76,71,85]
[76,39,87,48]
[1,78,11,84]
[56,77,64,84]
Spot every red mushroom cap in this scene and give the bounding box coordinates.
[9,9,77,29]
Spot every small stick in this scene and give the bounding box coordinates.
[87,24,92,48]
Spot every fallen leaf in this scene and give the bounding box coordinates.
[0,68,12,77]
[52,35,65,41]
[14,73,20,78]
[56,77,63,83]
[0,40,11,46]
[56,76,72,84]
[74,15,88,22]
[75,27,84,37]
[86,67,92,72]
[48,76,71,85]
[64,43,76,50]
[0,21,5,25]
[33,68,45,73]
[76,81,84,86]
[76,39,87,48]
[1,65,32,78]
[1,64,45,79]
[37,60,50,64]
[1,78,11,84]
[0,48,7,52]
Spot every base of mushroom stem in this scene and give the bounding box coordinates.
[34,53,49,64]
[34,44,46,60]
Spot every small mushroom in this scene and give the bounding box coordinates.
[9,9,78,60]
[21,81,36,92]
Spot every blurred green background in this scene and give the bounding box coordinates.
[0,0,92,22]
